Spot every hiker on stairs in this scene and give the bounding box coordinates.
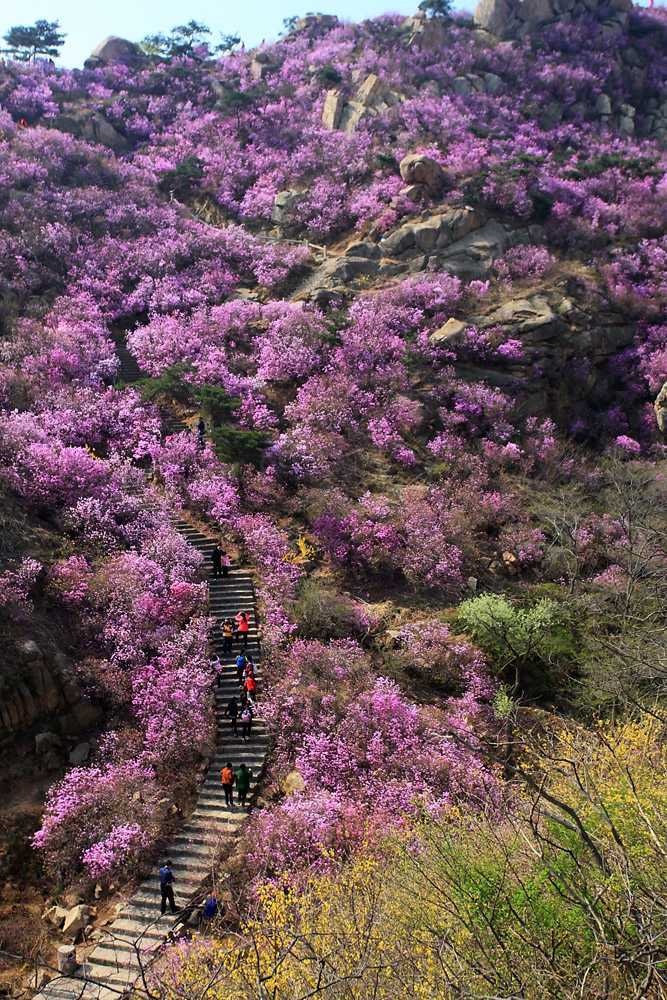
[221,762,235,807]
[235,610,250,649]
[240,702,254,742]
[236,651,247,685]
[222,617,234,654]
[236,763,253,808]
[211,542,229,578]
[197,417,206,449]
[159,860,177,916]
[225,695,239,737]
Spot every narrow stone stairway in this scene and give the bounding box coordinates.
[37,347,269,999]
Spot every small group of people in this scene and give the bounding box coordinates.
[220,761,253,808]
[158,861,222,926]
[224,690,255,741]
[221,611,251,653]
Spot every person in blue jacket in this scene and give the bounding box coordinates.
[159,860,177,915]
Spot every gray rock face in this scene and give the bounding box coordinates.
[380,206,486,257]
[87,36,142,66]
[655,381,667,434]
[475,0,631,39]
[325,74,404,134]
[62,904,91,941]
[437,220,510,279]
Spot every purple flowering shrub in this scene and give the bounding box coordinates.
[249,638,500,881]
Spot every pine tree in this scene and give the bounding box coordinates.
[2,20,65,61]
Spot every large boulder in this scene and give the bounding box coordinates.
[655,381,667,434]
[86,36,143,67]
[62,904,91,941]
[399,154,448,196]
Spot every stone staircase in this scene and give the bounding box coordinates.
[37,347,269,999]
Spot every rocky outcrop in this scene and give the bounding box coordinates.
[250,52,278,81]
[402,14,449,49]
[322,90,345,130]
[272,189,307,226]
[0,638,102,741]
[49,111,129,154]
[475,0,632,40]
[292,14,339,34]
[85,36,144,68]
[379,206,487,257]
[655,381,667,434]
[322,74,404,134]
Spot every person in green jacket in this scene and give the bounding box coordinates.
[235,763,253,808]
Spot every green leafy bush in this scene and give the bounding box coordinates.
[456,593,578,699]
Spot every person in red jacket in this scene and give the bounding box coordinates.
[220,762,235,807]
[235,610,250,649]
[244,673,257,705]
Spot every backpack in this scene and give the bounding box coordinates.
[221,767,234,785]
[241,708,252,723]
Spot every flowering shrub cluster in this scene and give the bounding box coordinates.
[249,637,499,881]
[0,2,664,898]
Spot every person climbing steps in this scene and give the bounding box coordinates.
[221,761,235,807]
[159,860,177,916]
[236,762,253,809]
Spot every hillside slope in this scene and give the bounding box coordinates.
[0,4,666,997]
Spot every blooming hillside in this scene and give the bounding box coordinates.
[0,3,666,994]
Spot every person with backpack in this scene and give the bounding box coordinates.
[221,761,235,807]
[235,651,247,685]
[235,610,250,649]
[159,860,177,916]
[240,703,253,742]
[222,618,234,654]
[225,695,239,737]
[235,763,253,808]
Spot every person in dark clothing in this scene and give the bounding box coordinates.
[211,544,228,578]
[159,861,177,915]
[197,417,206,449]
[225,695,239,737]
[236,763,253,808]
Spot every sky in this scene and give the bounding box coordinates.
[0,0,421,68]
